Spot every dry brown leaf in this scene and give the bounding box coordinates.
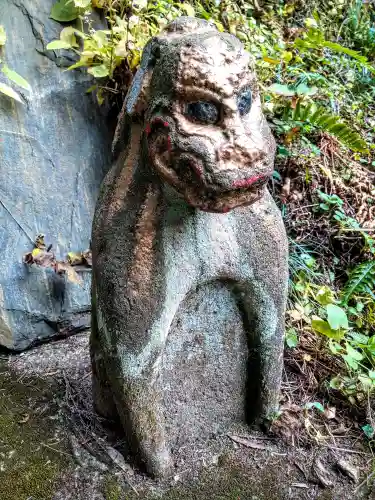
[313,458,334,488]
[82,249,92,267]
[67,252,85,266]
[55,262,82,285]
[227,435,272,450]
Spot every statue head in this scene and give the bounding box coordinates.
[116,17,276,213]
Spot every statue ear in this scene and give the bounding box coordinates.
[112,41,158,158]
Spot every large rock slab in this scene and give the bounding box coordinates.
[0,0,112,350]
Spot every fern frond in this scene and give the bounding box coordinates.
[292,103,367,152]
[341,260,375,304]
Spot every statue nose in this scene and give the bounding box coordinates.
[217,142,264,170]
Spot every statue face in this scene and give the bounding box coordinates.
[145,33,276,213]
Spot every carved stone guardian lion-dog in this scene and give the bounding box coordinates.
[91,17,288,478]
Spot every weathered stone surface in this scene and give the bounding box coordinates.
[0,0,112,350]
[91,17,288,478]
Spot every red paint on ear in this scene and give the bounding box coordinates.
[145,123,151,135]
[232,175,264,188]
[221,206,230,213]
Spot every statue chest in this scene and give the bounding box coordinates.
[158,207,253,282]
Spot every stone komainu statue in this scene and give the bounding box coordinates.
[91,17,288,478]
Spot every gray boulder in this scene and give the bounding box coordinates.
[0,0,112,350]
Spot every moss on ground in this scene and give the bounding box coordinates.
[118,454,285,500]
[103,474,123,500]
[0,361,72,500]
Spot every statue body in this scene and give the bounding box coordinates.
[91,17,288,478]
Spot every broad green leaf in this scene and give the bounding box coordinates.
[326,304,348,330]
[358,375,373,389]
[305,401,324,413]
[285,328,298,348]
[0,82,23,103]
[268,83,295,96]
[50,0,79,22]
[0,25,6,46]
[93,30,107,48]
[296,83,318,96]
[311,318,344,340]
[1,65,31,91]
[47,40,72,50]
[60,26,78,47]
[88,64,109,78]
[341,353,358,370]
[345,343,363,361]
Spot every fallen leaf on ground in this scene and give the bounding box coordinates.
[227,435,273,450]
[313,458,334,488]
[336,458,359,483]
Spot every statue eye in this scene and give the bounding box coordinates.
[237,87,252,116]
[186,101,219,124]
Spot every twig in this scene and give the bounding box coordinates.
[322,445,371,456]
[41,442,72,457]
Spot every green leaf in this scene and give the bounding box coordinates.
[342,353,359,370]
[328,339,342,354]
[85,84,97,94]
[296,83,318,96]
[362,424,374,439]
[326,304,348,330]
[60,26,78,47]
[341,261,375,304]
[315,286,335,306]
[64,59,87,71]
[285,328,299,348]
[0,82,23,103]
[305,401,324,413]
[311,318,345,340]
[268,83,296,96]
[50,0,79,22]
[0,25,6,46]
[178,3,195,16]
[1,65,31,91]
[277,145,290,157]
[47,40,72,50]
[88,64,109,78]
[345,343,363,361]
[329,376,341,390]
[74,0,91,7]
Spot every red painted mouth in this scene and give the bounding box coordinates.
[232,174,266,188]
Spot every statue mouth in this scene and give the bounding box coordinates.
[231,174,267,188]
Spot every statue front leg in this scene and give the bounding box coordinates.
[235,274,287,424]
[98,274,196,478]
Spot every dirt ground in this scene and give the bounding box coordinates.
[0,332,374,500]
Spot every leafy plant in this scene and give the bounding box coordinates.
[0,25,31,103]
[342,261,375,305]
[290,102,367,152]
